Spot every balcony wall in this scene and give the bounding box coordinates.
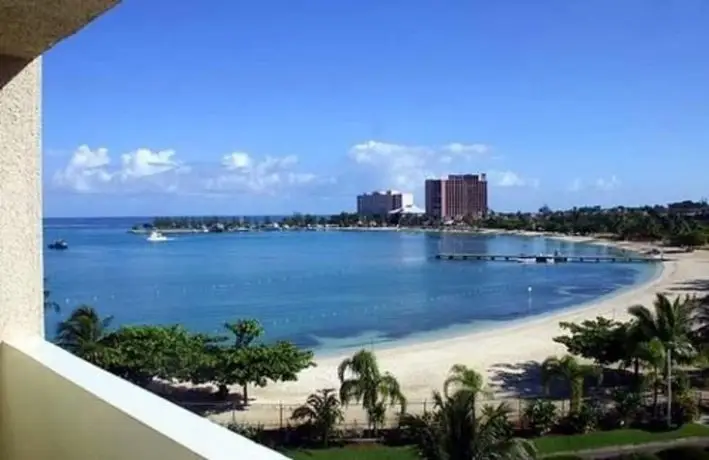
[0,337,288,459]
[0,0,120,59]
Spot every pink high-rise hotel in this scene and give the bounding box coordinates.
[425,174,488,219]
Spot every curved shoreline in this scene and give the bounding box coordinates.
[236,238,707,409]
[201,236,709,426]
[310,232,662,359]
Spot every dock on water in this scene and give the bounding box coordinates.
[435,253,662,264]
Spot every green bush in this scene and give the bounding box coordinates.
[674,393,700,424]
[226,422,265,441]
[611,389,644,427]
[562,402,602,434]
[655,446,709,460]
[523,399,557,435]
[545,455,584,460]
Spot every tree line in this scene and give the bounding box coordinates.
[236,291,709,460]
[50,283,709,458]
[133,201,709,247]
[54,307,314,403]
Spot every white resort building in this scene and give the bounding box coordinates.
[0,1,285,458]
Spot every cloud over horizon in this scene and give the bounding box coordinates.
[50,141,539,201]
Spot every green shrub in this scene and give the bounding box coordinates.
[562,402,602,434]
[523,399,557,435]
[674,393,700,424]
[545,455,584,460]
[612,389,644,427]
[656,446,709,460]
[226,422,265,441]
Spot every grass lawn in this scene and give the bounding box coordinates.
[284,424,709,458]
[285,445,417,459]
[534,423,709,455]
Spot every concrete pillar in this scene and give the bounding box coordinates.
[0,55,44,339]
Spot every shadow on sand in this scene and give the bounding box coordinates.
[148,381,248,416]
[487,360,636,401]
[667,278,709,294]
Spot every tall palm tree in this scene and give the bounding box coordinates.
[55,305,113,366]
[621,320,647,388]
[628,293,696,425]
[638,338,666,416]
[443,364,489,418]
[338,349,406,433]
[443,364,486,398]
[291,388,344,447]
[403,390,536,460]
[541,355,599,414]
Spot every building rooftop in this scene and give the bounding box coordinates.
[360,189,408,196]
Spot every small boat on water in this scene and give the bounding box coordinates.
[146,230,168,242]
[48,239,69,250]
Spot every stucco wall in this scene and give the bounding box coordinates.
[0,55,44,339]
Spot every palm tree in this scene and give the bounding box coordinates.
[443,364,486,398]
[628,293,696,425]
[621,320,647,388]
[638,337,666,416]
[541,355,599,414]
[403,390,536,460]
[291,388,344,447]
[337,349,406,434]
[55,305,113,366]
[443,364,489,418]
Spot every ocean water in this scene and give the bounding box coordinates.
[43,217,660,353]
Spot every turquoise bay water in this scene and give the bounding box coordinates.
[44,218,660,352]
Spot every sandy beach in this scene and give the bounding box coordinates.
[211,236,709,426]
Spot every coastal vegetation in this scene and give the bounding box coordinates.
[54,309,315,403]
[130,200,709,247]
[48,274,709,458]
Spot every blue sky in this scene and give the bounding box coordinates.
[43,0,709,217]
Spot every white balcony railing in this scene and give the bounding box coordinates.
[0,336,288,460]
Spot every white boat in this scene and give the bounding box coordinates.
[146,230,168,242]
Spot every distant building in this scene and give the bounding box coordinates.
[389,204,425,215]
[357,190,414,216]
[425,174,488,219]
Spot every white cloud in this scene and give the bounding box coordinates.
[53,145,188,194]
[442,143,490,155]
[119,148,188,180]
[347,140,498,192]
[595,175,620,191]
[346,140,537,194]
[52,145,325,197]
[568,176,620,192]
[205,152,320,195]
[488,170,540,188]
[568,178,583,192]
[52,140,534,198]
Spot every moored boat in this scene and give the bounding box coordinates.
[48,239,69,250]
[146,230,168,242]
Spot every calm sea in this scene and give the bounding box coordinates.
[43,217,660,353]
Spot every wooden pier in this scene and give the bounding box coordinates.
[435,253,662,264]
